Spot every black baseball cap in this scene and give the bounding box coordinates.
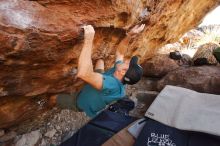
[123,56,143,85]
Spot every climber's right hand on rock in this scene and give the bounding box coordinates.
[83,25,95,42]
[127,24,145,36]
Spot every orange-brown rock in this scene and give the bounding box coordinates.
[0,95,51,129]
[156,66,220,94]
[0,0,219,128]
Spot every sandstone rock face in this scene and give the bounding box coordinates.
[0,96,52,129]
[156,66,220,94]
[141,54,179,78]
[0,0,219,128]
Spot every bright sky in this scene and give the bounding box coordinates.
[199,6,220,26]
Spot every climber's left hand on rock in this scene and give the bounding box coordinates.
[83,25,95,42]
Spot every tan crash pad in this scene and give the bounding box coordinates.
[102,124,135,146]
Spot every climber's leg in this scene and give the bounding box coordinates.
[94,59,104,73]
[50,93,82,112]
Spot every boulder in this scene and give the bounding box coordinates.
[15,130,42,146]
[0,96,51,129]
[0,0,219,128]
[141,54,179,78]
[192,43,219,65]
[156,66,220,94]
[136,91,159,108]
[0,130,4,137]
[0,131,17,143]
[45,129,57,138]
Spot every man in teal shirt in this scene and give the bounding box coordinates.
[52,24,145,118]
[77,60,126,117]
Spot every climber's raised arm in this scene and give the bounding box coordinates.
[115,24,145,62]
[76,25,103,90]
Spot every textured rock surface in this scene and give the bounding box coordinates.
[156,66,220,94]
[141,54,180,78]
[15,130,41,146]
[0,95,54,129]
[0,0,219,128]
[192,43,219,65]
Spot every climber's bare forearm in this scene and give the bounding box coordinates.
[77,25,103,90]
[116,35,132,61]
[115,24,145,62]
[77,40,93,76]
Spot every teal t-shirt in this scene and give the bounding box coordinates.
[77,61,125,118]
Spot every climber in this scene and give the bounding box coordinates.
[50,24,145,118]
